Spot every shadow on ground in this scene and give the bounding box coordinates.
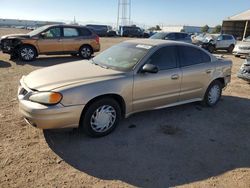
[44,96,250,188]
[0,60,11,68]
[14,55,83,67]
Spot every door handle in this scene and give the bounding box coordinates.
[206,69,213,74]
[171,74,179,80]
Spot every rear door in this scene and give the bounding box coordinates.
[177,45,214,101]
[37,26,63,53]
[133,46,181,112]
[61,27,93,52]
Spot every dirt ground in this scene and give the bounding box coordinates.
[0,28,250,188]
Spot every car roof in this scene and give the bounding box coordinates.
[125,39,192,47]
[43,24,88,28]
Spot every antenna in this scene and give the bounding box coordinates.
[117,0,131,29]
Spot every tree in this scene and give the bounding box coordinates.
[148,25,162,31]
[212,25,222,34]
[201,25,209,33]
[155,25,161,31]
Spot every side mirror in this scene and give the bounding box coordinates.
[40,32,46,38]
[141,64,159,74]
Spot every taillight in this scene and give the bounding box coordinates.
[95,35,100,44]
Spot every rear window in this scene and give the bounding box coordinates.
[79,28,92,36]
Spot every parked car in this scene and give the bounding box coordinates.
[198,34,236,53]
[86,24,116,37]
[119,26,144,37]
[18,39,232,137]
[233,36,250,57]
[150,32,192,43]
[238,57,250,82]
[0,24,100,61]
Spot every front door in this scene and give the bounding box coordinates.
[133,46,181,112]
[37,26,63,53]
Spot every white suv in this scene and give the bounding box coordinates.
[201,34,236,53]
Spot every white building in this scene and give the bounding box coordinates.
[161,25,214,33]
[0,18,64,28]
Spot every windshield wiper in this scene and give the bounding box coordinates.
[91,59,109,69]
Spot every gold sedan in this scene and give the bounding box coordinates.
[18,39,232,137]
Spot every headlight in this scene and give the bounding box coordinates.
[29,92,62,105]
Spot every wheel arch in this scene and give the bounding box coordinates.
[16,43,38,57]
[79,44,93,54]
[79,93,126,126]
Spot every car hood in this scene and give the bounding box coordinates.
[23,60,125,91]
[1,34,31,40]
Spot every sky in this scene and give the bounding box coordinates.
[0,0,249,28]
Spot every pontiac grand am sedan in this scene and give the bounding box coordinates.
[18,39,232,137]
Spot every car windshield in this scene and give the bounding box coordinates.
[27,25,50,36]
[150,32,167,39]
[92,43,152,71]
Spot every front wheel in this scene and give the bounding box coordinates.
[207,44,215,53]
[202,80,223,107]
[19,45,37,61]
[79,45,92,59]
[80,98,121,137]
[227,44,235,53]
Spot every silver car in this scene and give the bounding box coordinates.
[233,36,250,57]
[18,39,232,137]
[150,32,192,43]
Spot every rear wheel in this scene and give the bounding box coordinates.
[207,44,215,53]
[227,44,234,53]
[203,80,223,107]
[19,45,37,61]
[79,45,92,59]
[80,98,121,137]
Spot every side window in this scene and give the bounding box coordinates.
[44,27,61,38]
[165,33,176,40]
[178,46,210,67]
[80,28,92,36]
[148,46,178,70]
[217,35,223,41]
[182,33,189,39]
[63,27,79,37]
[223,35,233,40]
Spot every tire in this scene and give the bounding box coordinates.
[207,44,215,53]
[202,80,223,107]
[79,45,92,59]
[19,45,37,61]
[227,44,234,53]
[80,98,121,137]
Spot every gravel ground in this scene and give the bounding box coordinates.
[0,29,250,188]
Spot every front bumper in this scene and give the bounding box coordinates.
[233,50,250,56]
[18,77,84,129]
[19,100,84,129]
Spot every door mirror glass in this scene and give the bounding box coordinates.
[141,64,159,73]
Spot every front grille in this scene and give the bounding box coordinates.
[239,46,250,50]
[19,87,28,96]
